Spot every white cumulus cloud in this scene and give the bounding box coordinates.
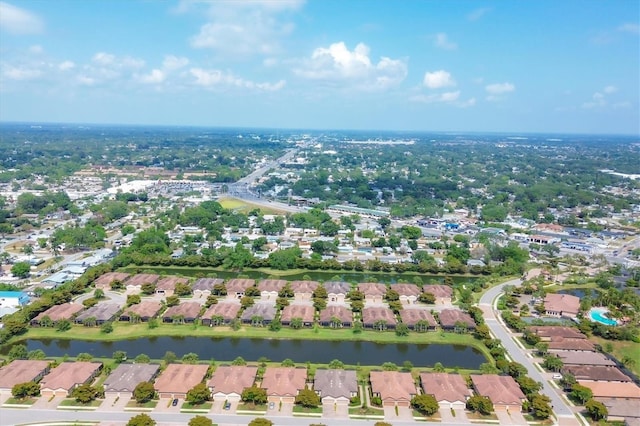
[423,70,456,89]
[0,1,44,35]
[294,41,407,90]
[139,69,165,84]
[410,91,460,104]
[434,33,457,50]
[485,82,515,94]
[603,85,617,94]
[58,61,75,71]
[190,67,285,92]
[3,66,42,80]
[162,55,189,71]
[189,0,302,57]
[618,23,639,34]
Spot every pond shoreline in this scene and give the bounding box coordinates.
[3,323,492,365]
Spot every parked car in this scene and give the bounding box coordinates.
[224,402,231,410]
[172,398,179,406]
[552,374,562,379]
[269,402,275,410]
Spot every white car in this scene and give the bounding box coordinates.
[552,374,562,379]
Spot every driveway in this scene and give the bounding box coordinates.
[383,405,413,421]
[495,409,527,426]
[31,394,65,409]
[440,407,470,424]
[322,402,349,418]
[98,395,130,412]
[154,398,181,413]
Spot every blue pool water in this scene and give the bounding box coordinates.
[590,309,618,326]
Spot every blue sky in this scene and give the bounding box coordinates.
[0,0,638,134]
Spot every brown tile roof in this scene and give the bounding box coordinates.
[544,293,580,316]
[562,365,632,382]
[202,302,240,321]
[202,302,241,321]
[156,276,189,291]
[0,360,50,390]
[103,364,160,393]
[241,303,276,321]
[207,365,258,395]
[162,302,202,320]
[323,281,351,295]
[470,375,526,405]
[226,278,256,293]
[357,283,387,297]
[596,397,640,419]
[125,273,160,287]
[420,373,473,403]
[93,272,130,288]
[257,279,287,292]
[555,351,616,366]
[370,371,416,402]
[529,326,586,340]
[75,302,121,322]
[290,280,319,294]
[319,305,352,324]
[34,302,83,322]
[314,369,358,399]
[154,364,209,395]
[192,278,224,292]
[578,381,640,399]
[438,309,476,329]
[400,309,437,327]
[262,367,307,397]
[362,307,397,326]
[121,301,162,319]
[40,362,103,393]
[280,305,315,323]
[390,284,422,297]
[422,285,453,298]
[547,338,596,352]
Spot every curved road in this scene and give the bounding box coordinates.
[479,279,580,426]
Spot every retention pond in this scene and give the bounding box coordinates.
[6,337,487,368]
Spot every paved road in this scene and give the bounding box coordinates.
[0,408,471,426]
[479,279,580,426]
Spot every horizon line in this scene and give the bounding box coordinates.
[0,120,638,138]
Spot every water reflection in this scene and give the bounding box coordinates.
[5,336,486,369]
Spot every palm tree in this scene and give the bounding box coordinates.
[251,315,264,327]
[290,317,303,329]
[374,320,387,331]
[84,317,97,327]
[622,356,636,369]
[129,313,141,324]
[330,316,342,329]
[415,320,431,333]
[39,315,53,328]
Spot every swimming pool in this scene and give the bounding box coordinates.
[589,308,618,326]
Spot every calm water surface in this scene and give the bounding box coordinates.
[7,337,486,368]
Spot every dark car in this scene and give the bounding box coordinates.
[224,402,231,410]
[172,398,179,406]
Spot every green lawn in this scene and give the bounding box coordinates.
[591,336,640,376]
[3,397,35,405]
[182,401,212,409]
[292,405,323,414]
[59,398,102,407]
[348,406,384,415]
[126,400,157,409]
[237,402,267,411]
